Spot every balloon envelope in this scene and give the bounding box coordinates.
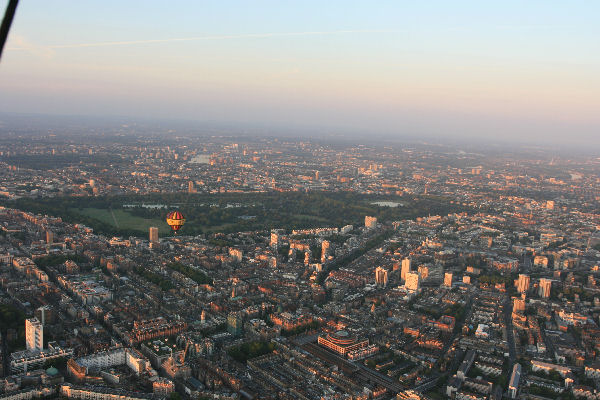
[166,211,185,232]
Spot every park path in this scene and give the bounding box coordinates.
[109,208,120,228]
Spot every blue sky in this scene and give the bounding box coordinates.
[1,1,599,144]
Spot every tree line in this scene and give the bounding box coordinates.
[6,191,470,237]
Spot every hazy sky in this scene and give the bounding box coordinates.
[1,1,599,144]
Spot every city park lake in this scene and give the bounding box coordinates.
[371,201,404,207]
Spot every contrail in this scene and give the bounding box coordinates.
[41,30,396,49]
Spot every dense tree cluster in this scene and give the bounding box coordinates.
[227,341,276,363]
[34,253,88,269]
[167,262,212,285]
[0,153,125,170]
[0,304,25,332]
[134,266,174,291]
[7,191,469,237]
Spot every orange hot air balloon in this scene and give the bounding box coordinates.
[166,211,185,234]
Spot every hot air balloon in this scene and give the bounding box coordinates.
[166,211,185,234]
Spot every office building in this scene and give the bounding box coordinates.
[188,181,194,193]
[26,317,43,351]
[149,227,159,244]
[538,278,552,298]
[516,274,530,294]
[45,230,53,244]
[375,266,388,287]
[401,258,411,281]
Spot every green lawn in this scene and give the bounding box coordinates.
[78,207,230,235]
[80,208,168,235]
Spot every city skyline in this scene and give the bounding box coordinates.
[0,132,598,399]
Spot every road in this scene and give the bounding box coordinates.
[503,295,517,365]
[538,324,555,358]
[521,255,532,272]
[0,331,8,377]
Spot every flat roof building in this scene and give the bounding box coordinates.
[508,363,521,399]
[318,330,369,358]
[26,318,43,352]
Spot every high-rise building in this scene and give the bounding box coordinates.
[508,363,521,398]
[516,274,530,293]
[26,317,43,351]
[188,181,195,193]
[375,267,388,287]
[538,278,552,298]
[45,230,53,245]
[270,232,279,247]
[321,240,330,262]
[227,312,243,337]
[513,297,526,313]
[405,272,420,293]
[401,258,411,282]
[444,272,453,288]
[315,170,319,180]
[149,227,159,243]
[365,216,377,229]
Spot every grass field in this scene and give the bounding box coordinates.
[80,208,168,235]
[78,207,235,235]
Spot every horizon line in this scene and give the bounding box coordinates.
[7,30,398,51]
